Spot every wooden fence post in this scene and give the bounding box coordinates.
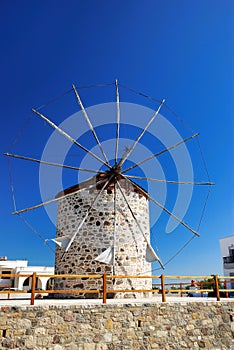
[180,282,182,297]
[200,282,204,298]
[224,280,229,298]
[102,274,107,304]
[30,272,37,306]
[7,286,10,300]
[214,275,220,301]
[161,274,166,302]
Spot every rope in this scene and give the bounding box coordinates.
[119,83,161,103]
[119,82,197,135]
[143,181,212,274]
[36,82,114,111]
[7,155,55,253]
[140,170,212,274]
[17,214,55,253]
[7,115,32,152]
[140,235,196,275]
[74,82,114,89]
[147,183,212,273]
[7,158,17,212]
[196,137,212,182]
[163,102,196,135]
[196,185,211,232]
[163,236,196,269]
[36,88,73,111]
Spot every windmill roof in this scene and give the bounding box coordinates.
[55,172,149,199]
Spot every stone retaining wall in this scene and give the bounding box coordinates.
[0,302,234,349]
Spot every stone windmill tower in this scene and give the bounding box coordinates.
[54,171,161,298]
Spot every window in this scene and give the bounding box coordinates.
[1,271,11,279]
[229,247,234,257]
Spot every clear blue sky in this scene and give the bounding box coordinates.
[1,1,233,276]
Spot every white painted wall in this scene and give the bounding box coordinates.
[0,259,54,290]
[220,235,234,258]
[220,235,234,290]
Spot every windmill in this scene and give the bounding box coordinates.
[5,81,213,298]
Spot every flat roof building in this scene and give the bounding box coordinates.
[0,257,54,291]
[220,235,234,290]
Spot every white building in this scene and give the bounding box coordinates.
[220,235,234,290]
[0,257,54,291]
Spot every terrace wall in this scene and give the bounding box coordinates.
[0,301,234,349]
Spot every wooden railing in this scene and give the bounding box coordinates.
[0,273,234,305]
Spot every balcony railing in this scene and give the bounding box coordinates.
[223,256,234,264]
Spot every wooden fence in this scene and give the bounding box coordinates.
[0,273,234,305]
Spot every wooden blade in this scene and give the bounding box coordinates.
[118,99,165,167]
[4,153,100,173]
[115,79,120,164]
[95,246,114,264]
[32,108,111,169]
[122,174,200,237]
[122,133,199,174]
[72,84,110,166]
[125,174,214,186]
[116,180,165,269]
[112,178,117,272]
[12,177,108,215]
[62,174,114,253]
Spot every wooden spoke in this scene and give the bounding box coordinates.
[72,84,110,166]
[125,174,214,186]
[115,79,120,164]
[12,177,108,215]
[121,174,200,237]
[122,133,199,174]
[116,179,164,269]
[32,108,111,169]
[112,178,117,273]
[118,99,165,167]
[4,153,100,173]
[62,175,114,253]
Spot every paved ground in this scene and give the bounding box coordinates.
[0,293,234,307]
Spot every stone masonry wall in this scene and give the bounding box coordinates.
[55,178,152,297]
[0,302,234,349]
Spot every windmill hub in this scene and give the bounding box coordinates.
[110,163,122,176]
[102,164,122,181]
